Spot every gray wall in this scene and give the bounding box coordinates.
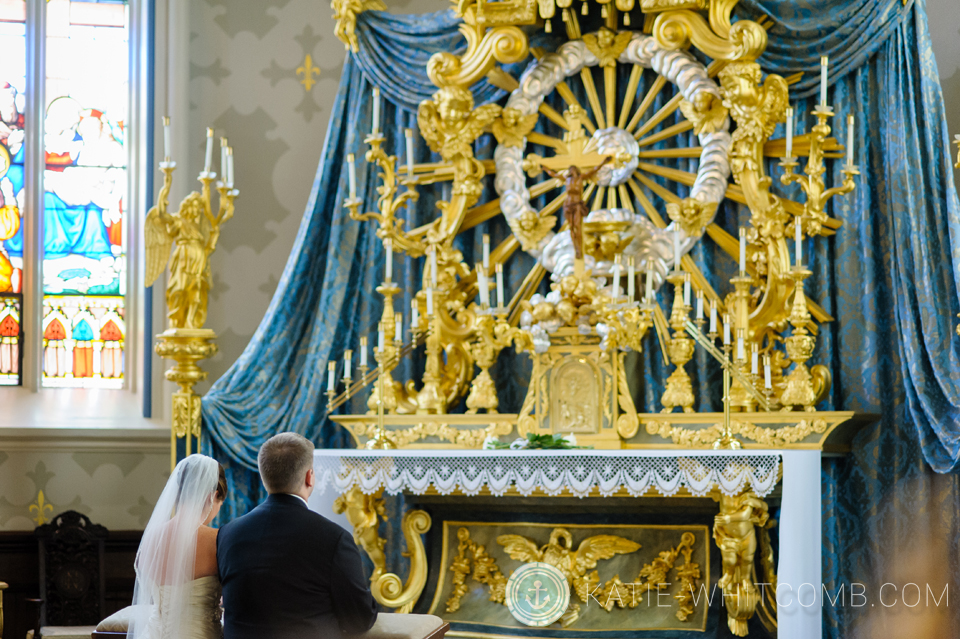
[187,1,960,388]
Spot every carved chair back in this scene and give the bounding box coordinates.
[35,511,108,626]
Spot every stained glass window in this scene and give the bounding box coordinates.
[40,0,127,387]
[0,0,26,385]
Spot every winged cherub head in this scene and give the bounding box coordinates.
[595,27,614,49]
[719,61,763,108]
[435,86,474,124]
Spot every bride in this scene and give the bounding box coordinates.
[127,454,227,639]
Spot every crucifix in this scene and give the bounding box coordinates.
[543,158,610,261]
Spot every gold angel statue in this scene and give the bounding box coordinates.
[582,27,632,68]
[145,168,236,330]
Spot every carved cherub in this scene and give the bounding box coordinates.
[666,197,718,238]
[713,491,769,594]
[719,62,789,174]
[492,107,538,148]
[679,91,729,135]
[582,27,632,68]
[507,208,556,252]
[145,178,234,330]
[417,86,501,163]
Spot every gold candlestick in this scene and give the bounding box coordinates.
[416,307,446,414]
[779,265,817,411]
[661,270,695,413]
[366,283,401,414]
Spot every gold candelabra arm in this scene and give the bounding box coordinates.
[684,320,771,412]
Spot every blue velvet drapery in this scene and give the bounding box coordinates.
[202,1,960,635]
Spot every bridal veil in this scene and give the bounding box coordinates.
[127,454,220,639]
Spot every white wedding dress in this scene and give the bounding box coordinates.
[145,575,223,639]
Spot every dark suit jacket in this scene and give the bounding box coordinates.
[217,493,378,639]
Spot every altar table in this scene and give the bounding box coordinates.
[312,449,821,639]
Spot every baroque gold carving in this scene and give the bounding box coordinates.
[645,417,829,448]
[582,28,633,68]
[350,419,514,448]
[679,93,728,135]
[331,0,386,52]
[445,527,508,612]
[714,491,769,636]
[640,0,706,12]
[653,11,767,62]
[334,487,432,613]
[666,198,718,240]
[427,25,528,90]
[491,107,538,148]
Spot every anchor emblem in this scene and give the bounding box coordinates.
[525,580,551,609]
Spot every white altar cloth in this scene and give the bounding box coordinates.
[312,449,781,498]
[311,448,820,639]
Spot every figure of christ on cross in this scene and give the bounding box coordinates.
[543,156,612,260]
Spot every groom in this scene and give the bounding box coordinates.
[217,433,378,639]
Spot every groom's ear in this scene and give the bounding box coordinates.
[305,468,315,489]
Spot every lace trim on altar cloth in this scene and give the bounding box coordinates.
[313,451,781,498]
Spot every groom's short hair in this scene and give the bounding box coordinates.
[258,433,314,494]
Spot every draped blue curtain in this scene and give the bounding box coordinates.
[202,1,960,635]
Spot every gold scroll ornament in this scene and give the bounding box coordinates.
[713,490,770,637]
[334,486,432,613]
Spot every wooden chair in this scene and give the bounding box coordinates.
[32,511,107,638]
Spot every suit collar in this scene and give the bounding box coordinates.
[266,493,309,509]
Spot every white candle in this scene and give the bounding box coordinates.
[411,300,419,329]
[738,227,746,275]
[611,256,621,297]
[347,153,357,199]
[723,314,730,345]
[751,343,759,375]
[764,355,772,390]
[204,128,214,173]
[327,361,336,392]
[820,56,829,107]
[430,248,438,288]
[344,349,353,381]
[673,229,681,271]
[426,287,434,316]
[737,333,745,362]
[785,107,794,158]
[683,275,690,307]
[360,337,368,367]
[709,300,717,334]
[384,239,393,282]
[405,128,415,177]
[696,290,704,320]
[394,313,402,343]
[482,234,490,270]
[477,268,489,307]
[846,114,855,166]
[496,263,504,308]
[377,326,385,353]
[226,148,234,187]
[372,86,381,134]
[645,266,653,301]
[795,219,802,267]
[220,137,228,178]
[163,116,171,161]
[627,259,635,301]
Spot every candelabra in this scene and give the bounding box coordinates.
[779,265,817,411]
[465,306,518,414]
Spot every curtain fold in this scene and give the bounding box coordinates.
[201,1,960,634]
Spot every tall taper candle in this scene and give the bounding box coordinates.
[795,219,802,267]
[477,267,489,307]
[751,343,759,375]
[384,239,393,282]
[495,263,504,308]
[163,116,171,161]
[785,107,794,158]
[627,258,635,300]
[430,248,438,288]
[411,299,419,330]
[359,336,368,367]
[394,313,402,343]
[723,314,731,345]
[405,128,415,177]
[764,355,772,390]
[426,287,434,316]
[846,114,855,166]
[645,266,653,302]
[611,255,621,297]
[226,148,234,187]
[709,299,717,334]
[347,153,357,198]
[204,128,214,173]
[327,361,336,392]
[344,349,353,380]
[482,234,490,270]
[372,86,381,134]
[696,290,704,320]
[738,227,746,275]
[820,56,829,107]
[220,137,228,178]
[736,331,745,362]
[683,273,691,306]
